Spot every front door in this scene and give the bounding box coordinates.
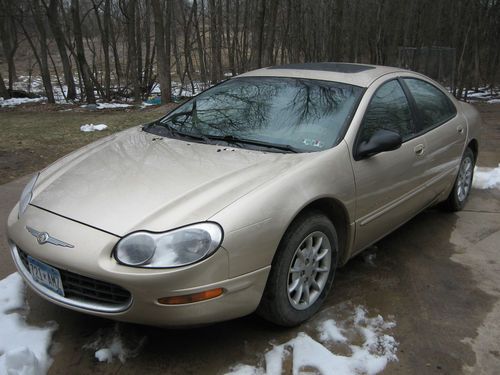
[351,79,434,253]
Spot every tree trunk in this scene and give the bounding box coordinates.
[225,0,235,73]
[71,0,96,104]
[109,10,122,90]
[264,0,279,66]
[45,0,77,100]
[135,2,143,90]
[125,0,141,102]
[0,0,18,90]
[33,0,55,103]
[103,0,112,99]
[151,0,172,103]
[193,0,208,82]
[208,0,222,83]
[143,1,152,90]
[91,0,111,100]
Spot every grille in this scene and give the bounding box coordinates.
[18,248,131,307]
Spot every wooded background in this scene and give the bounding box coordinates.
[0,0,499,104]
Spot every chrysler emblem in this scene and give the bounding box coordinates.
[26,226,74,248]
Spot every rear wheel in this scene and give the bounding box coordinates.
[257,211,338,326]
[446,147,475,211]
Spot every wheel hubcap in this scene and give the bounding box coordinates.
[457,156,473,202]
[287,231,332,310]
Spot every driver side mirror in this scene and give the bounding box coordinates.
[356,129,402,160]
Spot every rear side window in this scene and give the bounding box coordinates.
[359,80,414,143]
[403,78,456,131]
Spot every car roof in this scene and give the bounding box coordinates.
[237,62,410,88]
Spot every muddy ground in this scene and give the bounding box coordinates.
[0,103,499,374]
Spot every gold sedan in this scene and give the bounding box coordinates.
[6,63,480,326]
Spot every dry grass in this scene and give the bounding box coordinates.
[0,103,175,184]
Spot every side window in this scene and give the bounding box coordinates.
[403,78,456,131]
[359,80,414,143]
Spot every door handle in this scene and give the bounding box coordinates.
[457,125,465,134]
[414,144,425,155]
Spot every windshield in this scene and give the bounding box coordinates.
[147,77,363,153]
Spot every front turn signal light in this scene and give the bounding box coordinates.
[158,288,224,305]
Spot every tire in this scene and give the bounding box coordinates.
[257,211,338,327]
[445,147,475,211]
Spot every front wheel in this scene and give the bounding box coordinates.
[257,211,338,326]
[446,147,475,211]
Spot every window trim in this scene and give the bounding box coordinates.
[399,77,458,136]
[353,78,418,161]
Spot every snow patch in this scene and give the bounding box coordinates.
[318,319,348,343]
[96,102,132,109]
[0,273,58,375]
[0,97,45,107]
[81,102,132,110]
[226,306,398,375]
[83,324,146,364]
[473,164,500,189]
[80,123,108,132]
[462,87,500,103]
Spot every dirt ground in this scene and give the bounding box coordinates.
[0,103,499,374]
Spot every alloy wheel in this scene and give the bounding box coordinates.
[287,231,332,310]
[457,156,473,202]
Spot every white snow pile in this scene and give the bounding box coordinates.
[0,97,45,107]
[11,75,77,104]
[463,87,500,103]
[80,102,132,110]
[227,306,398,375]
[95,102,132,109]
[473,164,500,189]
[83,324,146,364]
[0,273,58,375]
[80,123,108,132]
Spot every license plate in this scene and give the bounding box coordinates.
[28,256,65,297]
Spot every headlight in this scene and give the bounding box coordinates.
[114,222,223,268]
[18,173,39,218]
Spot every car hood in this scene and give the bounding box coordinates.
[31,127,305,236]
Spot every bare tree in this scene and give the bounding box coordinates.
[208,0,222,83]
[152,0,172,103]
[44,0,77,100]
[123,0,141,101]
[71,0,96,103]
[0,0,18,90]
[2,0,499,103]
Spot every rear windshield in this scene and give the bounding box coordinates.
[150,77,363,153]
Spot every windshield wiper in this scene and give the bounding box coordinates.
[144,123,300,153]
[205,134,300,153]
[144,121,208,142]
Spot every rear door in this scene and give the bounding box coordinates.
[351,79,434,252]
[401,77,467,197]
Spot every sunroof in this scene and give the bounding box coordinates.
[268,63,375,73]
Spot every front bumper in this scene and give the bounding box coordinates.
[7,204,270,326]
